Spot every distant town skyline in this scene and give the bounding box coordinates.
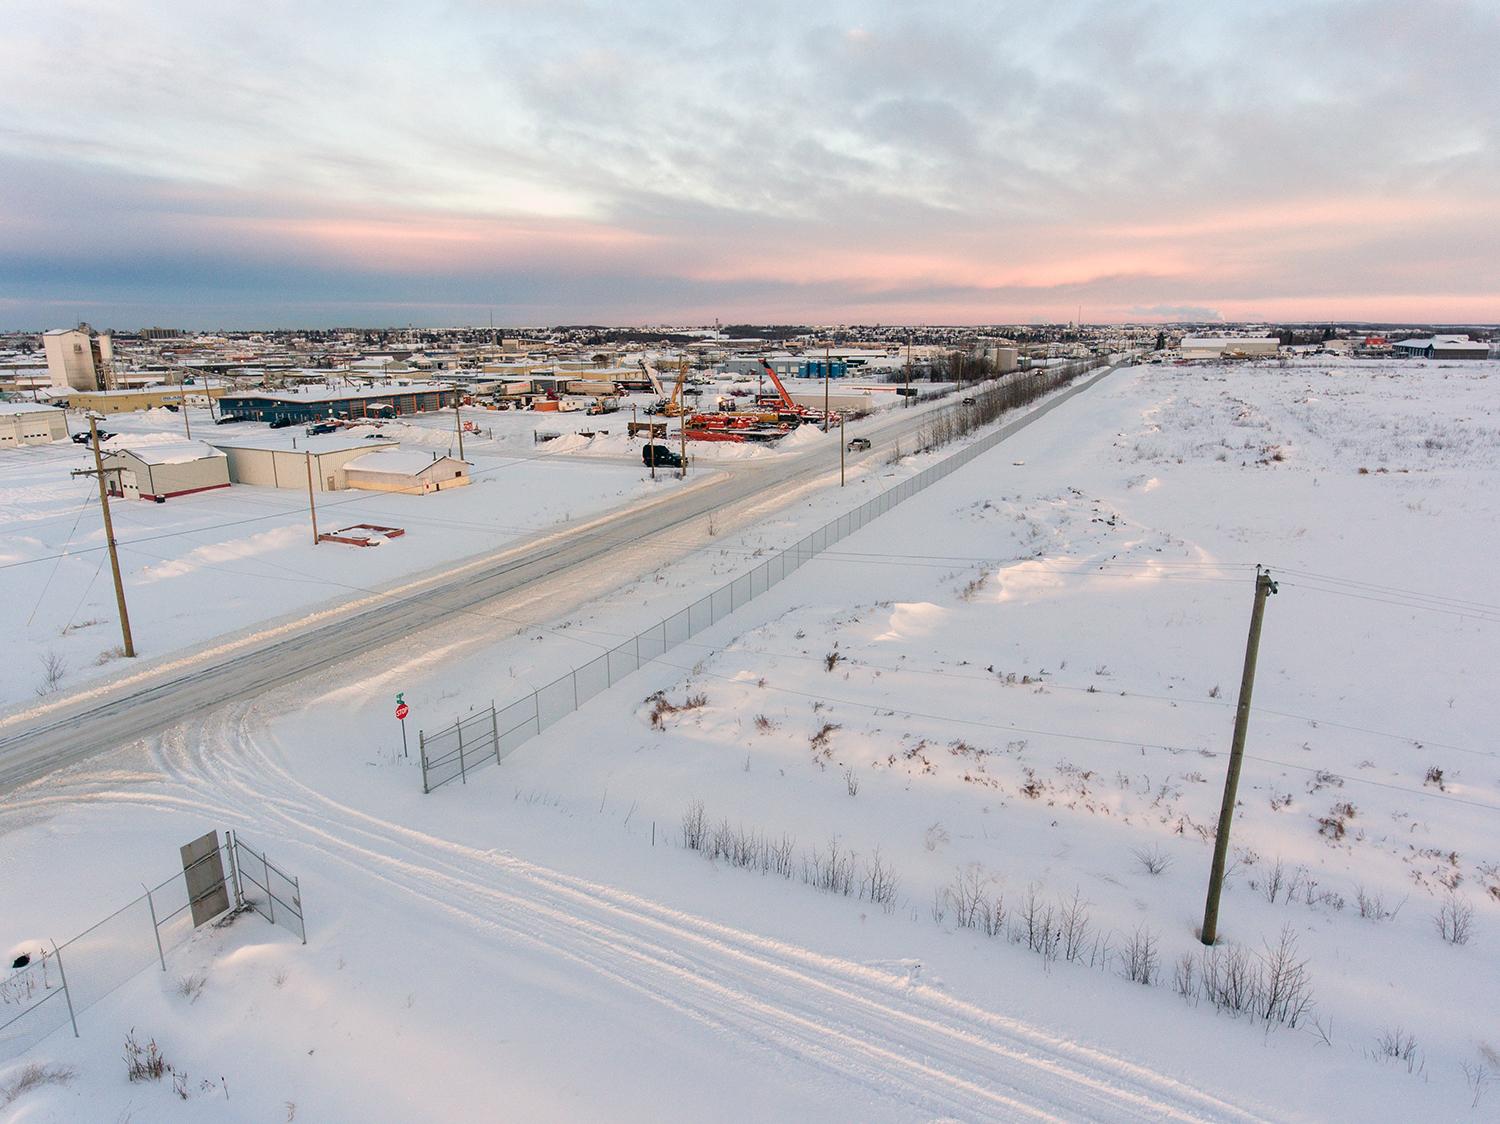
[3,0,1497,329]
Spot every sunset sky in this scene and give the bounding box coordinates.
[3,0,1497,328]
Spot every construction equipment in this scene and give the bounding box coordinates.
[755,357,837,426]
[642,358,689,417]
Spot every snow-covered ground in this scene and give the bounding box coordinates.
[0,405,691,709]
[3,359,1497,1120]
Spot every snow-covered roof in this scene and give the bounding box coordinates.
[1394,336,1490,351]
[343,451,469,476]
[0,401,65,415]
[206,434,398,455]
[107,440,226,466]
[222,384,452,403]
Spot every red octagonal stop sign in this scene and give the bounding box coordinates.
[395,702,409,721]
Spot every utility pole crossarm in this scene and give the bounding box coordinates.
[71,417,135,658]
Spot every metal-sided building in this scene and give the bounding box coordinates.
[102,442,230,501]
[206,435,400,491]
[341,451,471,494]
[216,385,455,423]
[0,402,69,446]
[1392,335,1491,360]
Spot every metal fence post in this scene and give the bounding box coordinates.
[263,850,275,924]
[419,732,430,794]
[52,941,79,1039]
[532,690,541,735]
[572,672,579,711]
[491,702,500,765]
[226,830,244,906]
[142,883,166,971]
[293,874,307,945]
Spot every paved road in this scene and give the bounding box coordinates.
[0,365,1115,790]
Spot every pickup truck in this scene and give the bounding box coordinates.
[846,436,871,451]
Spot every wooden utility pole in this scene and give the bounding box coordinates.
[679,417,687,480]
[1201,566,1277,945]
[72,417,134,657]
[305,451,320,545]
[178,388,192,440]
[905,335,912,407]
[823,341,831,432]
[452,390,465,461]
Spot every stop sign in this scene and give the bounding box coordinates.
[395,702,409,721]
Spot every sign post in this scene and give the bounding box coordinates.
[395,692,410,757]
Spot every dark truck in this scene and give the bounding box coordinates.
[642,443,682,469]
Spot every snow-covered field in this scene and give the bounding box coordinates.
[0,405,690,709]
[3,359,1498,1120]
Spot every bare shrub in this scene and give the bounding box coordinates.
[1200,944,1257,1015]
[943,866,1003,936]
[1460,1061,1492,1109]
[1424,766,1446,791]
[1132,845,1171,876]
[124,1028,169,1082]
[1121,925,1159,985]
[860,849,901,911]
[1435,894,1475,945]
[1356,885,1401,922]
[1015,883,1060,960]
[824,650,841,672]
[1058,890,1092,964]
[753,714,775,733]
[1372,1027,1422,1074]
[35,651,67,697]
[765,833,797,879]
[2,1063,75,1107]
[681,800,707,850]
[1257,925,1314,1028]
[1260,858,1287,903]
[842,765,860,797]
[802,837,856,896]
[1173,952,1197,1000]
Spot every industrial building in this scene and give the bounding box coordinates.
[1178,337,1281,360]
[66,386,231,414]
[102,442,230,501]
[43,325,113,391]
[216,384,455,423]
[0,402,69,446]
[341,451,471,494]
[206,434,400,491]
[1392,335,1491,360]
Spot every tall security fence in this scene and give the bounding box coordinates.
[420,357,1118,793]
[0,829,304,1062]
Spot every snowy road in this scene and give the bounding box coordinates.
[0,367,1112,794]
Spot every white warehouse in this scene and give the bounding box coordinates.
[0,402,69,446]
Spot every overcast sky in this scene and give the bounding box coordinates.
[3,0,1497,329]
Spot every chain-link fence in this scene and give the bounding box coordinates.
[420,357,1118,793]
[0,830,303,1062]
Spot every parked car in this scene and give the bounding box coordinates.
[71,430,114,445]
[846,436,871,451]
[268,417,294,429]
[642,443,682,469]
[214,414,244,424]
[306,422,338,435]
[961,397,976,405]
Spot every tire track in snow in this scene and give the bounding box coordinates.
[142,700,1269,1124]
